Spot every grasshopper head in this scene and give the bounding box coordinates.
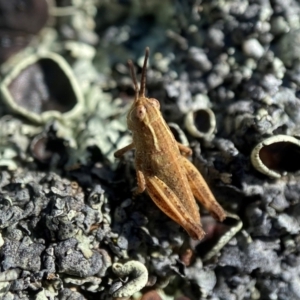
[127,47,162,130]
[127,96,161,130]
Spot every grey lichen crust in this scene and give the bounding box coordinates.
[111,261,148,298]
[0,171,114,298]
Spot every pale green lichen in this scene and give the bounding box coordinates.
[75,230,94,259]
[203,212,243,261]
[111,261,148,298]
[0,52,84,124]
[251,135,300,178]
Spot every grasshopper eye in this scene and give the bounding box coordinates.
[148,98,160,109]
[136,105,146,120]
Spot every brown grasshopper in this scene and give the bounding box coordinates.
[114,48,226,240]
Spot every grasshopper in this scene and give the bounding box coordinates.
[114,48,226,240]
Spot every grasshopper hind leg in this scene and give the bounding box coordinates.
[177,142,193,157]
[146,176,205,240]
[181,156,226,222]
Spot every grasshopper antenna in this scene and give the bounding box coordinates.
[139,47,149,98]
[128,60,139,101]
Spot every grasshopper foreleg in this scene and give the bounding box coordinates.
[114,143,135,158]
[134,155,146,195]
